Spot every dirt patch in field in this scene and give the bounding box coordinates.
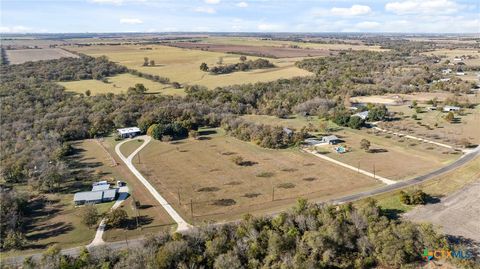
[404,182,480,243]
[166,42,332,58]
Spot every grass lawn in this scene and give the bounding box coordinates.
[59,73,184,96]
[385,105,480,146]
[242,114,461,180]
[119,138,145,157]
[67,44,312,89]
[92,137,177,241]
[133,127,381,224]
[363,156,480,216]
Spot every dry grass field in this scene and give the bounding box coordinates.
[198,37,388,51]
[384,105,480,146]
[59,73,184,96]
[241,114,461,180]
[134,128,381,224]
[350,92,480,105]
[5,48,79,64]
[421,48,480,65]
[67,44,312,89]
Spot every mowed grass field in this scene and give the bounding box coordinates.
[68,45,312,89]
[199,37,388,51]
[385,105,480,146]
[133,128,381,224]
[59,73,184,96]
[421,48,480,65]
[241,114,461,180]
[96,137,176,241]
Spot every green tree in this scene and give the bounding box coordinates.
[149,60,155,66]
[85,89,91,96]
[239,55,247,62]
[444,112,454,122]
[80,205,99,228]
[2,230,27,250]
[360,139,371,152]
[105,208,128,228]
[200,62,209,72]
[348,115,364,129]
[143,57,149,66]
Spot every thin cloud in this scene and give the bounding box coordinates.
[120,18,143,24]
[236,1,248,8]
[330,5,372,16]
[204,0,220,4]
[385,0,463,15]
[257,23,281,31]
[0,25,32,33]
[195,6,216,14]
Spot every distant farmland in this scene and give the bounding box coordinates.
[5,48,79,64]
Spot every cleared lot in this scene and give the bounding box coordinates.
[5,48,79,64]
[405,182,480,243]
[134,128,381,223]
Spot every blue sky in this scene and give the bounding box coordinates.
[1,0,479,33]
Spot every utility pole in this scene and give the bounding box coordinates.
[190,199,193,221]
[358,161,360,173]
[373,164,376,179]
[272,187,275,201]
[177,189,181,205]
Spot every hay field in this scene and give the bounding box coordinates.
[5,48,79,64]
[134,128,381,223]
[422,48,480,65]
[59,73,184,96]
[68,44,312,89]
[199,37,387,51]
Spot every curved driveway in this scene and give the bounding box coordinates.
[115,136,191,232]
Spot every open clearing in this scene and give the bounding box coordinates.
[405,182,480,243]
[421,48,480,66]
[384,105,480,146]
[59,73,184,96]
[67,44,312,89]
[242,114,461,180]
[134,128,381,223]
[196,37,388,52]
[350,92,480,105]
[5,48,79,64]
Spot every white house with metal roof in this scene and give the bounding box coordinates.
[117,127,141,138]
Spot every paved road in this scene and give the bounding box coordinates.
[3,143,477,266]
[331,146,480,204]
[115,136,191,232]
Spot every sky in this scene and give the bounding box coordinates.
[1,0,479,33]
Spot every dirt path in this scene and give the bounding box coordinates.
[404,182,480,243]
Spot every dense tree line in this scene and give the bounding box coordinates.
[201,58,275,75]
[222,118,307,148]
[14,199,472,269]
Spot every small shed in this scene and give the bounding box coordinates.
[117,127,141,138]
[321,135,341,145]
[283,127,293,137]
[74,191,103,205]
[443,106,460,112]
[102,189,118,202]
[353,111,369,120]
[92,180,108,187]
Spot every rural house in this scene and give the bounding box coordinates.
[74,191,103,205]
[321,135,341,145]
[443,106,461,112]
[117,127,141,138]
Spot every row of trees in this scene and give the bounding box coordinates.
[16,199,467,268]
[200,58,275,75]
[222,118,308,149]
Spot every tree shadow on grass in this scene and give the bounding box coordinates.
[198,130,217,136]
[381,208,405,220]
[26,222,74,241]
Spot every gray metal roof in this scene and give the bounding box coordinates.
[103,189,118,199]
[117,127,141,135]
[92,184,110,192]
[74,191,103,202]
[353,111,369,119]
[322,135,339,141]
